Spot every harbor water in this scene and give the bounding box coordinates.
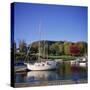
[14,62,87,87]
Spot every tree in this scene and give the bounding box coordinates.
[69,44,80,56]
[19,40,27,54]
[63,42,72,55]
[30,43,38,54]
[49,43,62,55]
[76,42,87,56]
[59,44,64,55]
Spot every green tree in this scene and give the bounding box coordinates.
[49,43,61,55]
[19,40,27,54]
[30,43,38,54]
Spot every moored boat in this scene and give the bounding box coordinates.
[25,60,57,70]
[25,22,57,70]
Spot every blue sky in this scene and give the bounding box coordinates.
[14,3,88,47]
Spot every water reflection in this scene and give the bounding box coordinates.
[26,71,59,82]
[15,65,87,83]
[15,72,27,83]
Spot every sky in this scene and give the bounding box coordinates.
[13,2,88,47]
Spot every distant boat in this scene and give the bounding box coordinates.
[79,57,87,67]
[79,62,87,67]
[70,57,87,67]
[25,22,57,70]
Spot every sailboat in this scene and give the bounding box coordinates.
[26,60,57,70]
[25,23,57,70]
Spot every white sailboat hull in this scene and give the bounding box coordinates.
[25,61,57,70]
[27,64,57,70]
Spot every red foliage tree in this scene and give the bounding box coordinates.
[69,45,80,56]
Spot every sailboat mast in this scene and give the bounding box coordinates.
[47,42,48,59]
[43,40,45,59]
[25,41,32,63]
[38,22,41,61]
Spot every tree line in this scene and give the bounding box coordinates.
[12,40,87,61]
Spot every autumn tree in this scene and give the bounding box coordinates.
[63,42,72,55]
[69,44,80,56]
[76,42,87,56]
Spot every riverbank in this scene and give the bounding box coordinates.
[14,79,87,88]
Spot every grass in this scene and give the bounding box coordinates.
[48,55,76,61]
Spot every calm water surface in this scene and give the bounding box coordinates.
[15,64,87,84]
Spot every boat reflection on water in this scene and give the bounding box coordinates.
[26,71,59,82]
[15,65,87,84]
